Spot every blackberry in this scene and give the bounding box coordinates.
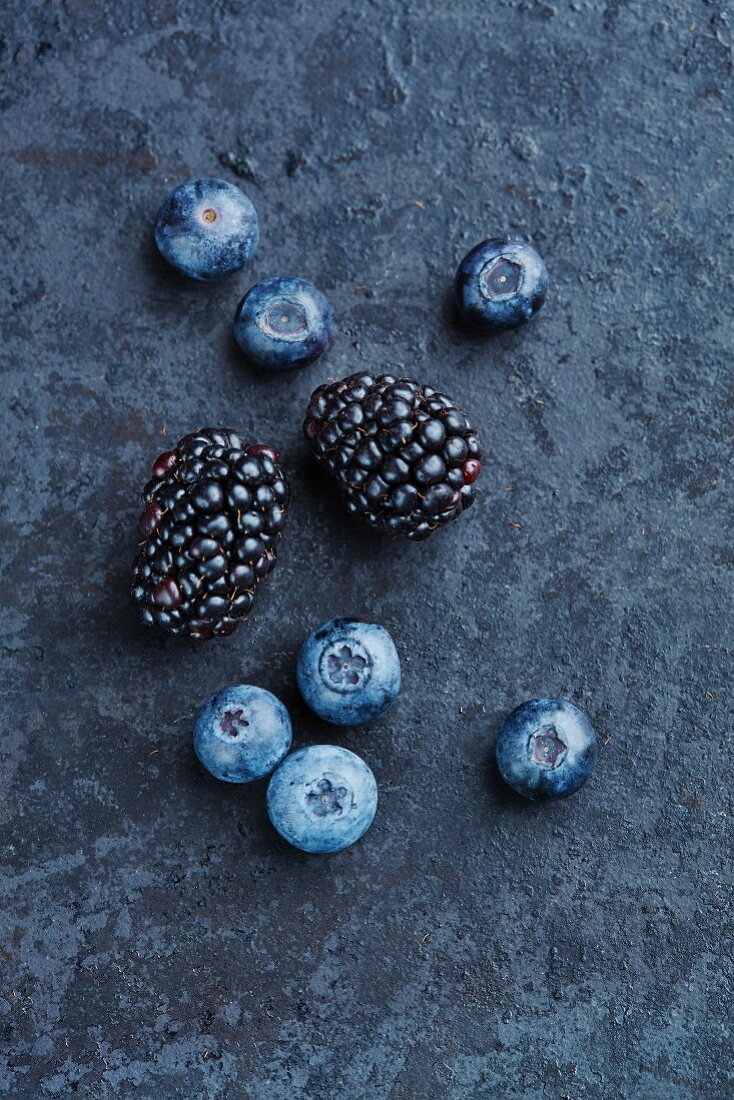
[304,372,482,540]
[131,429,289,640]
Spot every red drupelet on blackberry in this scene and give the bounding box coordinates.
[131,429,289,639]
[304,372,482,540]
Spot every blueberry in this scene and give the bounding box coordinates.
[233,276,334,370]
[495,698,597,801]
[266,745,377,853]
[455,237,548,332]
[297,618,401,725]
[193,685,291,783]
[154,178,259,280]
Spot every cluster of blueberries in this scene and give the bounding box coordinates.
[154,176,593,855]
[194,619,399,853]
[193,618,597,854]
[153,177,549,373]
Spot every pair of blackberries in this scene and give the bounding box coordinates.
[142,180,548,641]
[132,373,482,640]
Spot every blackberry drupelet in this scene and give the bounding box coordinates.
[131,429,289,640]
[304,372,482,540]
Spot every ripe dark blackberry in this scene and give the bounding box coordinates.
[304,372,482,540]
[131,428,289,640]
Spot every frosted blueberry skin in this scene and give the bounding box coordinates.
[233,276,334,370]
[495,698,597,801]
[193,685,292,783]
[455,237,548,332]
[297,618,401,725]
[266,745,378,853]
[154,178,259,280]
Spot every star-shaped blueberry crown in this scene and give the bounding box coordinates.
[531,724,567,768]
[221,708,249,737]
[326,644,368,686]
[306,777,348,817]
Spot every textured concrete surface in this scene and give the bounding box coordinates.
[1,1,732,1096]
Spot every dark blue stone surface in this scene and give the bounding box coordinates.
[1,2,731,1096]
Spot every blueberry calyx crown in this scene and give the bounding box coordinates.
[530,725,567,769]
[480,256,523,299]
[220,709,249,737]
[318,637,372,693]
[305,776,349,817]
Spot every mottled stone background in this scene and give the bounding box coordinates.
[1,1,732,1096]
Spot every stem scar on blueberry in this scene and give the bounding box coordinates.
[202,208,218,223]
